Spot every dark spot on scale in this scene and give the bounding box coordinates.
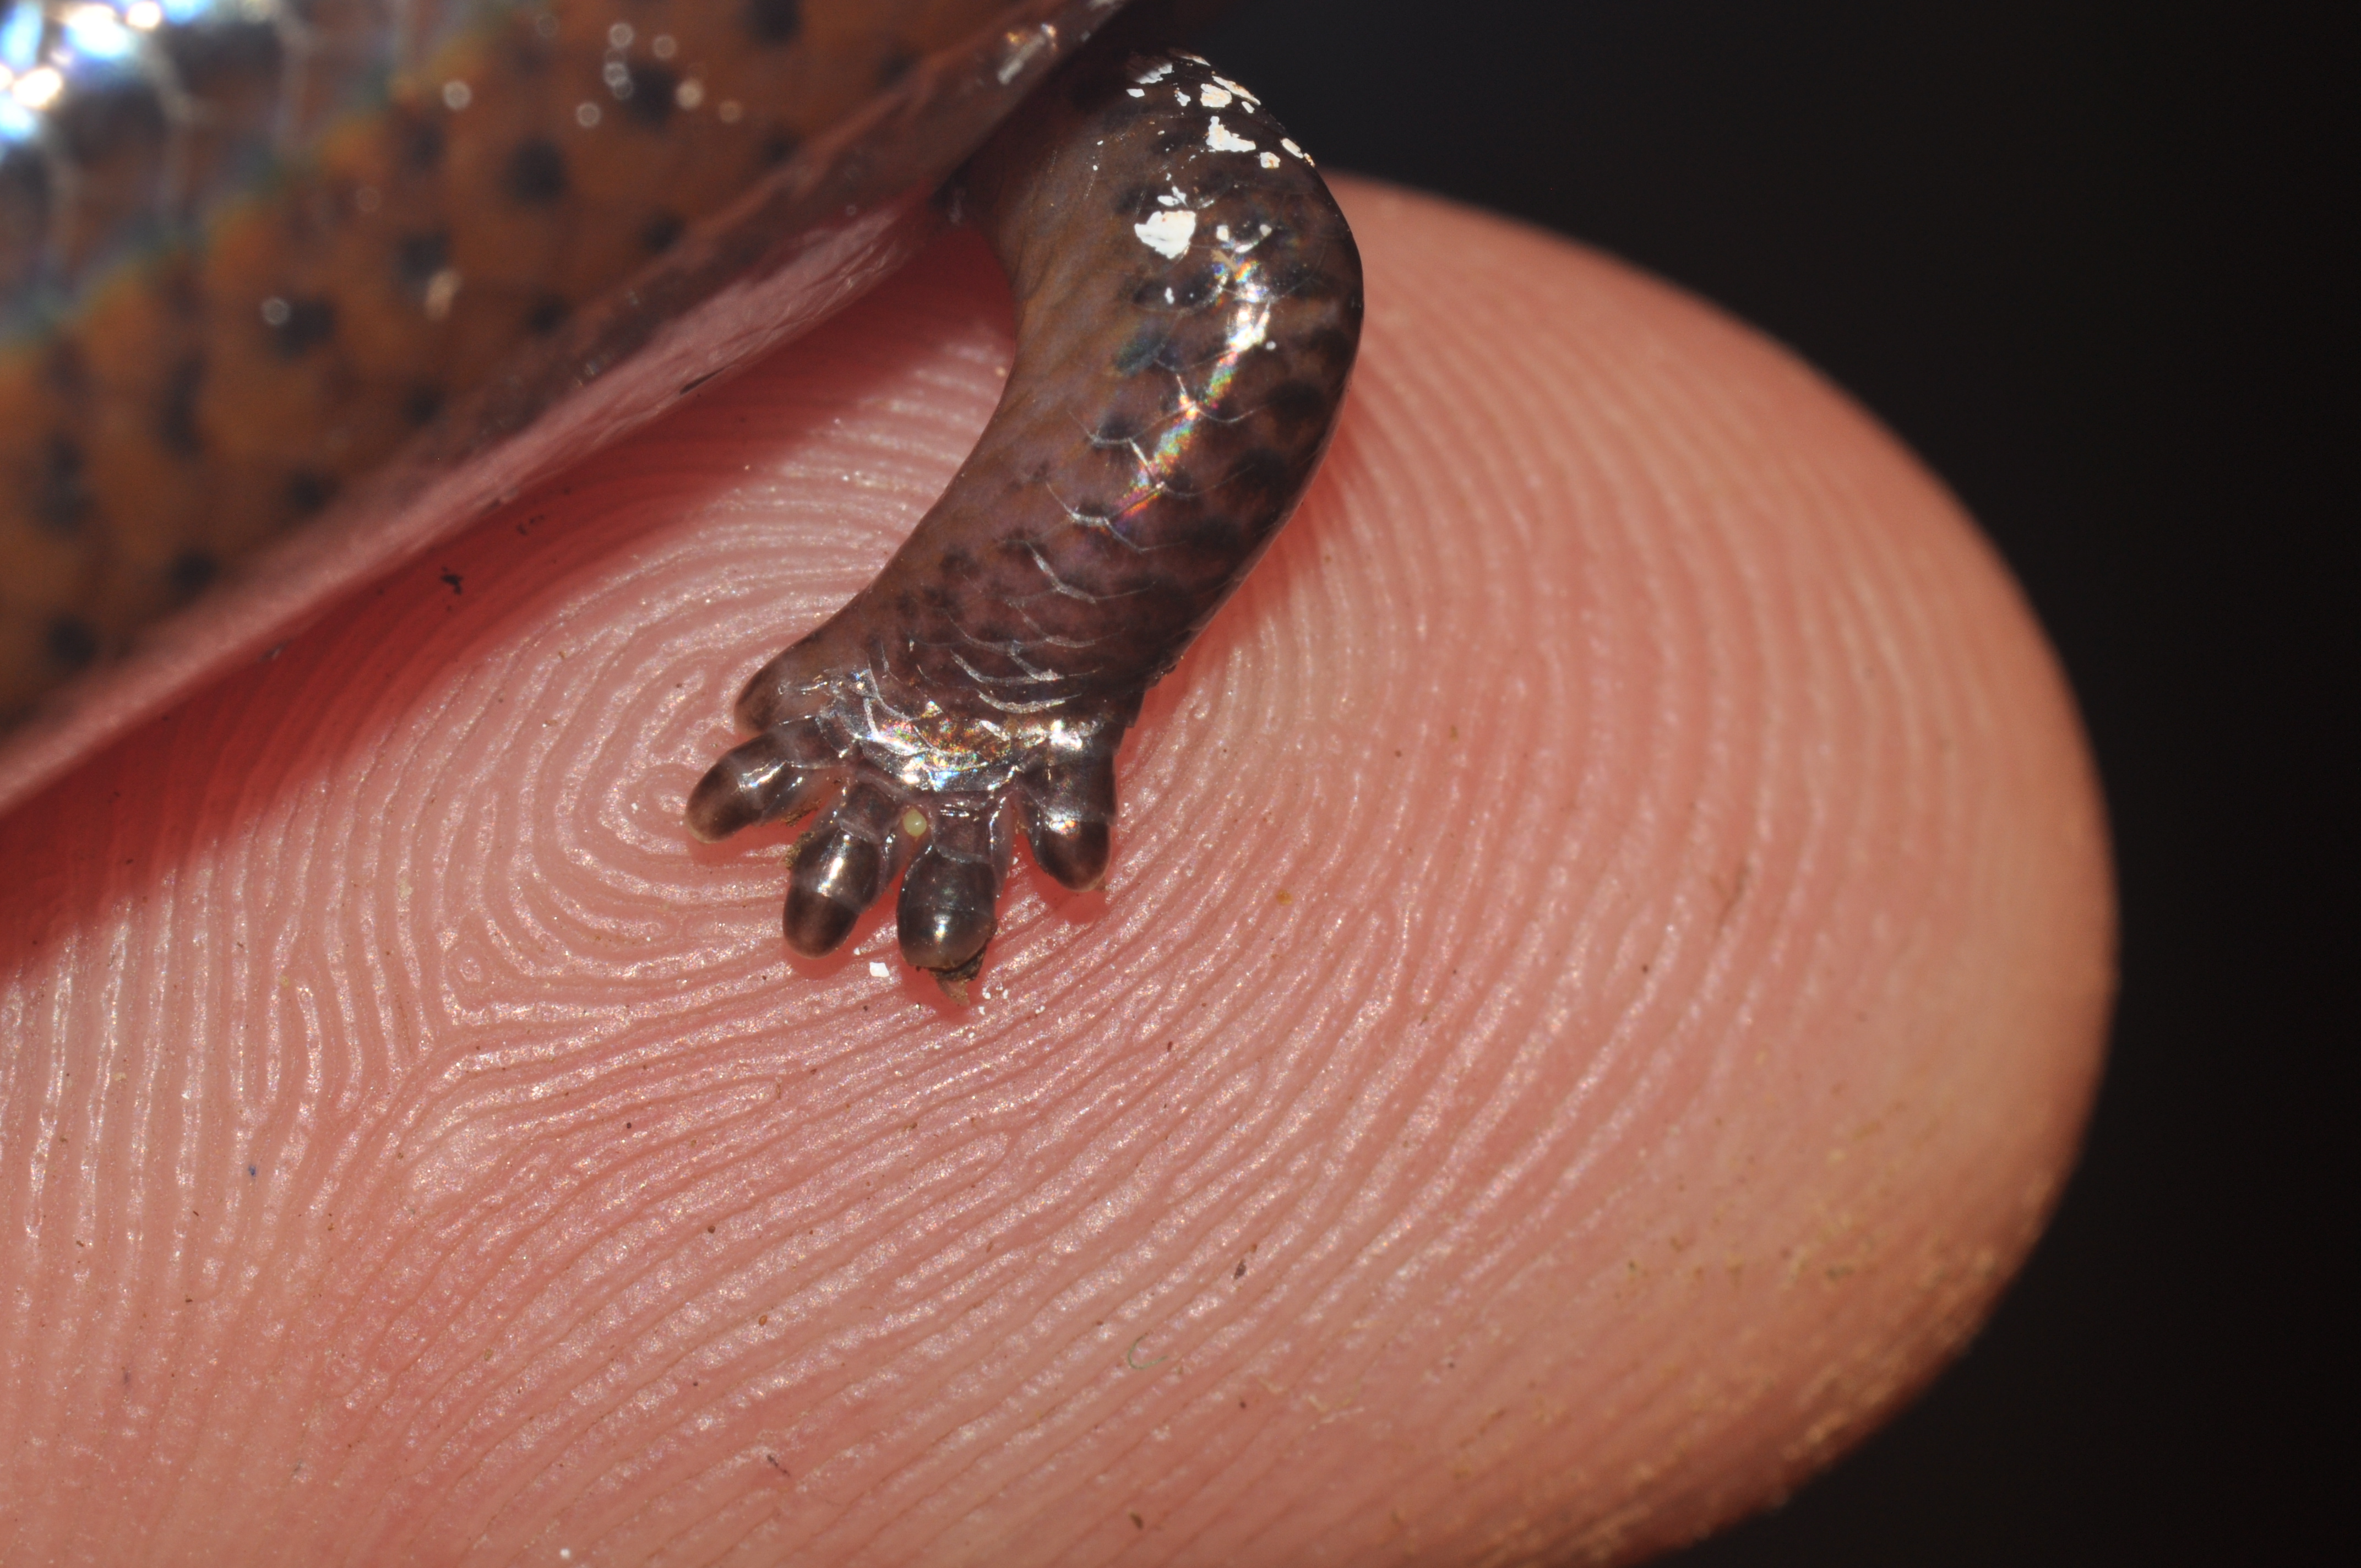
[46,616,98,671]
[1262,378,1331,435]
[1112,183,1163,220]
[285,471,335,516]
[622,62,677,127]
[1162,458,1216,505]
[640,211,684,254]
[1113,327,1169,378]
[35,435,91,531]
[873,48,917,89]
[157,357,204,456]
[759,129,799,167]
[399,111,445,172]
[1218,447,1294,511]
[268,297,337,357]
[403,385,443,426]
[394,231,449,292]
[743,0,801,46]
[440,570,464,596]
[1091,413,1140,448]
[1302,324,1357,372]
[166,549,219,599]
[525,294,570,335]
[503,138,567,205]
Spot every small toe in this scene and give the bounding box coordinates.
[684,722,837,841]
[897,799,1005,976]
[784,782,903,956]
[1019,758,1116,890]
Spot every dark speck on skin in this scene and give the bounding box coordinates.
[167,550,219,598]
[440,571,464,595]
[743,0,801,46]
[503,138,568,205]
[46,616,97,669]
[640,211,685,254]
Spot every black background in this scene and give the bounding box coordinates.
[1184,2,2338,1562]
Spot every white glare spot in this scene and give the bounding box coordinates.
[1131,60,1173,84]
[607,23,634,48]
[652,34,677,60]
[258,297,291,327]
[1224,222,1273,254]
[1259,151,1281,169]
[1134,208,1196,260]
[423,269,461,322]
[1199,85,1233,109]
[575,101,601,128]
[1212,74,1260,107]
[440,79,471,111]
[1174,88,1190,106]
[63,5,129,58]
[675,78,705,111]
[11,68,61,111]
[997,25,1051,85]
[1205,117,1257,154]
[869,961,892,979]
[124,2,163,29]
[1127,86,1144,97]
[1282,137,1313,165]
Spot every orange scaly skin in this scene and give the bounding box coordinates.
[0,0,1074,721]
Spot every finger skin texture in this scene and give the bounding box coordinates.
[0,182,2112,1564]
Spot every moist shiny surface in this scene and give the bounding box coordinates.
[0,0,1129,753]
[687,46,1361,987]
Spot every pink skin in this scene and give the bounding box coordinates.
[0,182,2110,1564]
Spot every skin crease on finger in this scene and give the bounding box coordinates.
[0,179,2111,1565]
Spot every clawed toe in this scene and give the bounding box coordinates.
[897,799,1008,977]
[784,782,903,957]
[684,721,842,841]
[688,726,1130,994]
[1017,759,1116,891]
